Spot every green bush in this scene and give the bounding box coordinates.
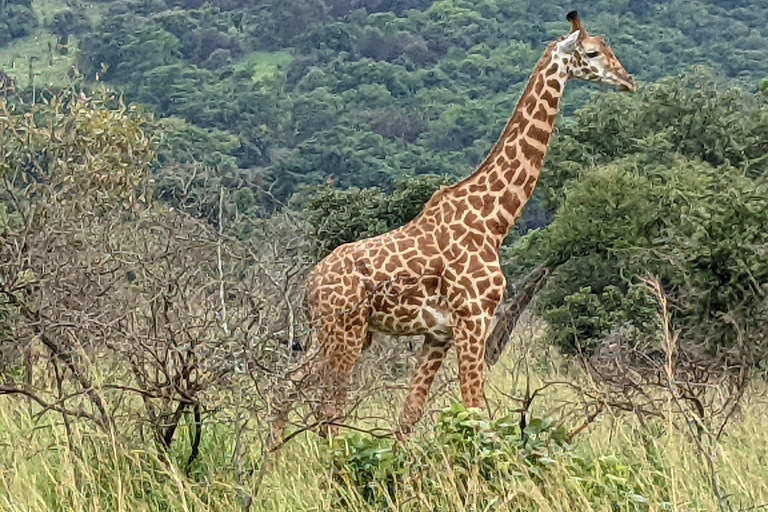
[327,403,663,510]
[0,4,37,46]
[513,154,768,363]
[544,70,768,210]
[299,174,450,258]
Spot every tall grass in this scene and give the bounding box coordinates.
[1,326,767,512]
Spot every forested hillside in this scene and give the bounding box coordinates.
[2,0,768,213]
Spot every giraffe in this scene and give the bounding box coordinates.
[277,11,636,441]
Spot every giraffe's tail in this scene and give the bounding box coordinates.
[485,265,552,366]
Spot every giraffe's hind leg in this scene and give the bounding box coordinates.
[312,322,369,438]
[397,333,451,439]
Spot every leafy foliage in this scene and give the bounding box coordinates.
[299,174,449,257]
[0,2,37,48]
[544,69,768,210]
[328,403,664,510]
[58,0,768,211]
[513,154,768,364]
[0,89,154,207]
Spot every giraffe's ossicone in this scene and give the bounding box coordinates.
[274,11,636,442]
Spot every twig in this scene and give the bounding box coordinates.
[218,186,229,335]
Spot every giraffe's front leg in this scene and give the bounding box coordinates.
[453,311,493,410]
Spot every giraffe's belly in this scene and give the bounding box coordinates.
[368,292,454,342]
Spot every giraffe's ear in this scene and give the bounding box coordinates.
[557,30,580,55]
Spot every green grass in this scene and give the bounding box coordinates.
[233,51,294,83]
[0,0,107,90]
[1,322,767,511]
[0,33,75,90]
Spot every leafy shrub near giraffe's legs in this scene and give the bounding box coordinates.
[326,404,663,510]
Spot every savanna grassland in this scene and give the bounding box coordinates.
[2,0,768,511]
[2,323,768,512]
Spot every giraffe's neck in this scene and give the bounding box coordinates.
[432,41,569,248]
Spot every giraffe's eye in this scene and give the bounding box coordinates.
[586,50,600,58]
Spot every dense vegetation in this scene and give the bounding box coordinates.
[510,70,768,363]
[28,0,768,210]
[0,0,37,48]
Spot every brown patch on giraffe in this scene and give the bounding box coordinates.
[468,231,485,250]
[468,195,483,210]
[435,230,451,251]
[481,296,499,312]
[466,254,484,274]
[547,78,561,92]
[504,144,517,159]
[480,197,495,218]
[405,295,422,306]
[452,223,468,239]
[512,169,528,186]
[355,259,373,276]
[396,239,415,252]
[401,250,418,262]
[534,77,544,94]
[533,105,549,123]
[503,125,519,140]
[452,187,468,199]
[523,174,538,197]
[428,349,444,361]
[463,211,481,230]
[475,277,491,290]
[424,276,440,295]
[519,138,544,167]
[501,192,522,215]
[479,247,497,263]
[527,124,550,145]
[453,250,469,267]
[545,64,559,76]
[525,97,537,115]
[407,257,428,273]
[465,184,483,194]
[384,257,401,273]
[541,90,558,109]
[486,218,505,237]
[489,178,506,192]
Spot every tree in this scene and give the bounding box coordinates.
[0,87,309,459]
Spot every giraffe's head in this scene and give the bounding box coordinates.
[555,11,636,93]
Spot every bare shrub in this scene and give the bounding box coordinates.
[0,88,317,470]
